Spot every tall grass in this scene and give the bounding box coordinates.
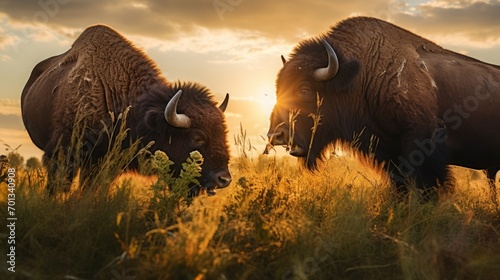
[306,92,323,164]
[1,124,499,279]
[45,107,153,195]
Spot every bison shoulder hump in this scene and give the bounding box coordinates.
[72,24,131,51]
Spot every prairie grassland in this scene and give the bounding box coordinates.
[1,146,499,279]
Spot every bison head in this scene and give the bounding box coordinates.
[136,82,231,196]
[267,38,360,168]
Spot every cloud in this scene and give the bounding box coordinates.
[224,112,243,118]
[129,27,292,63]
[0,16,17,49]
[0,1,295,63]
[0,12,74,54]
[0,114,24,131]
[3,0,500,52]
[393,0,500,48]
[0,33,15,49]
[0,99,21,116]
[0,54,11,61]
[0,0,394,43]
[0,128,43,159]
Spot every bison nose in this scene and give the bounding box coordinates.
[214,170,232,188]
[267,127,288,146]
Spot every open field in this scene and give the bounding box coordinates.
[1,149,500,280]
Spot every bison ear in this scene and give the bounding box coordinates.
[327,59,360,93]
[144,108,163,131]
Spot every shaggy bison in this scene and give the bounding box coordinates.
[267,17,500,193]
[21,25,232,195]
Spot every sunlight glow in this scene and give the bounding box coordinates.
[255,85,276,116]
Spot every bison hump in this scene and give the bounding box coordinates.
[64,24,164,114]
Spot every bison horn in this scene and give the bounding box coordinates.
[164,90,191,128]
[281,55,287,65]
[314,39,339,81]
[219,93,229,112]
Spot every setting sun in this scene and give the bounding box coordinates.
[255,85,277,116]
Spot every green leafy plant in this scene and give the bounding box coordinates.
[148,150,204,224]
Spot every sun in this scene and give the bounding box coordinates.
[256,85,276,115]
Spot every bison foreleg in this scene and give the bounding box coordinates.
[43,143,75,195]
[485,167,499,212]
[390,124,451,197]
[78,129,108,188]
[42,130,103,195]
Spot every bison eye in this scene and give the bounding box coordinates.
[191,130,208,148]
[297,82,313,100]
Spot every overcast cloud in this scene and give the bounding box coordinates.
[395,1,500,45]
[2,0,500,50]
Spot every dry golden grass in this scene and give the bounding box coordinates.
[1,147,499,279]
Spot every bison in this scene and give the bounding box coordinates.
[21,25,232,195]
[267,17,500,194]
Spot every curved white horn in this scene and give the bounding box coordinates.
[164,90,191,128]
[314,39,339,81]
[219,93,229,112]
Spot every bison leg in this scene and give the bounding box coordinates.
[43,142,76,195]
[485,167,499,212]
[485,167,499,182]
[390,124,451,197]
[42,134,87,195]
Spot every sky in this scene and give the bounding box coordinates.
[2,0,500,161]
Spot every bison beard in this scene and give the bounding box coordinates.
[268,17,500,195]
[21,25,232,195]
